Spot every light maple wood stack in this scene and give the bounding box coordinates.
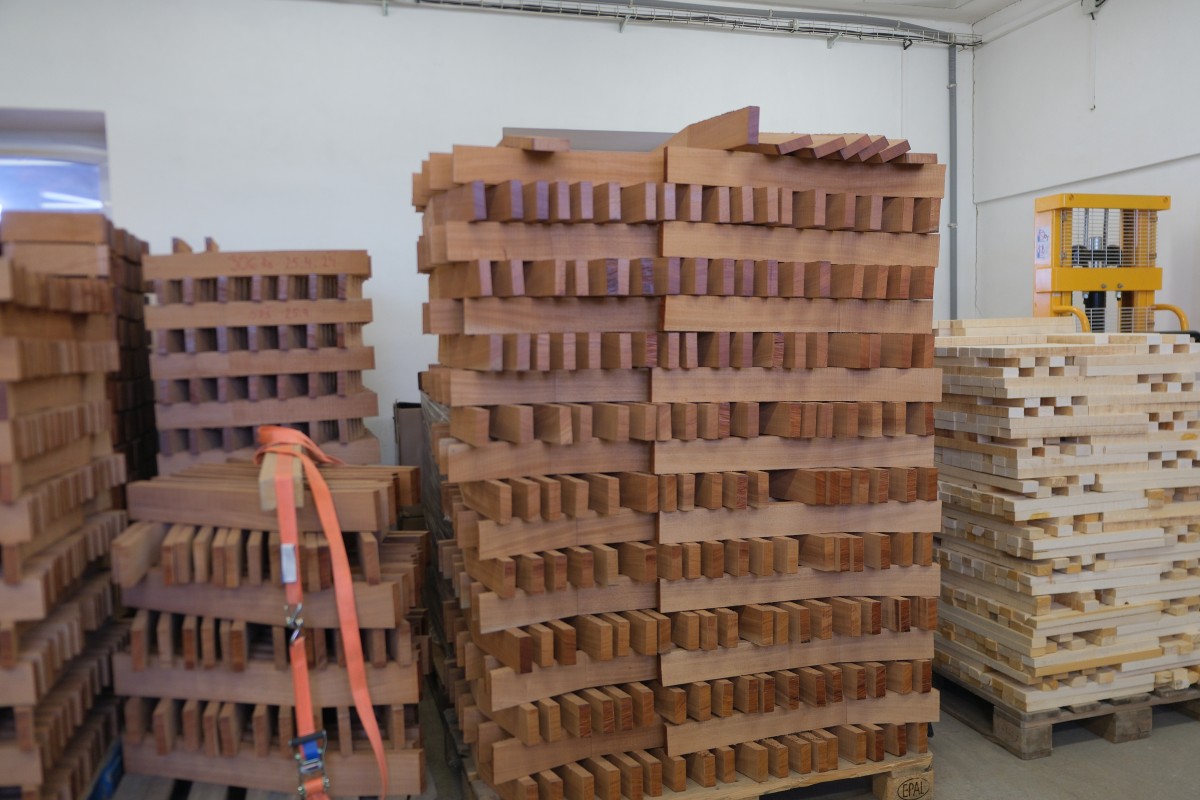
[935,317,1200,713]
[0,211,157,500]
[109,461,426,796]
[0,257,129,800]
[415,108,944,800]
[143,243,380,475]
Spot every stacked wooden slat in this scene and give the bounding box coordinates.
[110,461,425,796]
[415,108,943,800]
[0,212,158,501]
[934,317,1200,714]
[0,256,129,799]
[143,243,380,475]
[108,226,157,494]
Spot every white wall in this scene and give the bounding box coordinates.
[0,0,972,461]
[972,0,1200,322]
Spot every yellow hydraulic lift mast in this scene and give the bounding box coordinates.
[1033,193,1189,332]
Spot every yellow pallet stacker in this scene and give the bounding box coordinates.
[1033,193,1191,334]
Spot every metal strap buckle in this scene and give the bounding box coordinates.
[284,603,304,644]
[291,730,329,796]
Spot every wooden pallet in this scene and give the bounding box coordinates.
[0,625,126,786]
[79,739,122,800]
[154,429,380,476]
[14,697,121,800]
[672,754,932,800]
[104,226,156,493]
[112,462,426,797]
[933,325,1200,706]
[120,736,422,797]
[110,773,370,800]
[112,763,431,800]
[457,717,932,800]
[441,680,933,800]
[141,242,379,475]
[0,214,158,498]
[936,669,1200,759]
[0,256,131,800]
[417,107,942,800]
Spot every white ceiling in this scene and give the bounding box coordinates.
[744,0,1056,25]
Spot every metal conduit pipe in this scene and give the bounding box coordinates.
[395,0,981,46]
[948,43,959,319]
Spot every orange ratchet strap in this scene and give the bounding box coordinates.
[255,426,389,800]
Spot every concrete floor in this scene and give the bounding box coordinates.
[420,694,1200,800]
[422,695,458,800]
[781,708,1200,800]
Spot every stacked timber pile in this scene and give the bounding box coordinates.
[419,396,469,740]
[415,107,944,799]
[143,242,380,475]
[110,459,425,796]
[935,317,1200,716]
[0,211,157,500]
[107,226,156,495]
[0,258,129,799]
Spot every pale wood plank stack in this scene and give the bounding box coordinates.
[0,211,157,501]
[143,243,380,475]
[935,317,1200,713]
[0,256,128,799]
[110,461,426,796]
[414,108,944,800]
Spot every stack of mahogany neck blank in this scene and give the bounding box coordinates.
[935,318,1200,713]
[0,211,157,501]
[106,226,157,495]
[416,108,943,800]
[143,242,380,475]
[0,257,128,800]
[110,461,425,797]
